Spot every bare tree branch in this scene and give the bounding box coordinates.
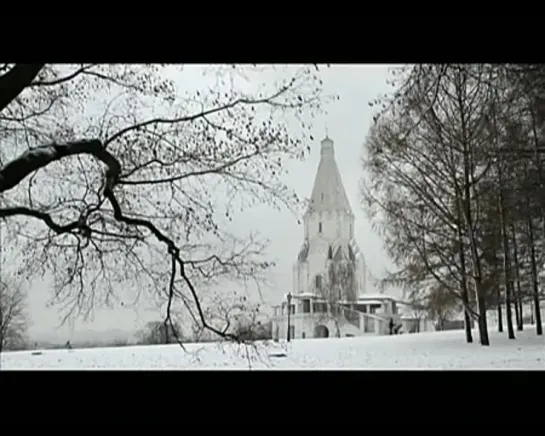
[0,64,327,346]
[0,64,44,112]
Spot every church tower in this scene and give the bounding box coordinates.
[293,136,367,299]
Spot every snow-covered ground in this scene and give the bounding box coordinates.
[1,327,544,369]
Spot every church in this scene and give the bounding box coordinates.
[271,136,407,340]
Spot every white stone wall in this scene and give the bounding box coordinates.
[272,314,367,340]
[295,204,367,297]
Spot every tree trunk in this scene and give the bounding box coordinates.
[527,215,543,335]
[456,211,473,343]
[513,294,521,332]
[499,187,516,340]
[457,75,488,346]
[461,180,488,345]
[492,250,503,333]
[476,293,489,346]
[518,299,524,329]
[510,224,524,331]
[529,112,544,335]
[497,287,503,333]
[462,308,473,341]
[163,321,170,344]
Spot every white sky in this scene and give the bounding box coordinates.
[8,64,397,342]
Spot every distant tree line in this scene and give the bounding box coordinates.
[0,275,28,353]
[137,296,272,345]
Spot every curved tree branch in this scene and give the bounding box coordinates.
[0,64,44,113]
[0,137,240,342]
[0,64,320,347]
[0,206,85,234]
[0,139,120,193]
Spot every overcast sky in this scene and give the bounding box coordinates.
[18,64,396,342]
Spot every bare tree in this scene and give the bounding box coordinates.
[403,296,427,334]
[425,284,460,331]
[364,63,545,347]
[232,310,272,342]
[0,64,327,342]
[191,293,269,342]
[0,275,28,352]
[362,65,523,345]
[137,320,183,345]
[314,258,357,337]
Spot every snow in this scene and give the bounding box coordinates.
[1,327,543,370]
[296,292,317,298]
[354,299,384,305]
[358,294,401,302]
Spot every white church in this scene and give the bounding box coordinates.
[272,136,424,340]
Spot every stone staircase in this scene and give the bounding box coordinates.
[340,307,393,335]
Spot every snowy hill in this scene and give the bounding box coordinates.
[3,327,543,369]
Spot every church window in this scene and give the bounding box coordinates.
[302,299,311,313]
[289,326,295,339]
[319,222,322,233]
[328,245,333,259]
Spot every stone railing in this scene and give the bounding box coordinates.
[340,308,390,334]
[272,306,399,336]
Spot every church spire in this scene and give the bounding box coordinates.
[305,136,353,217]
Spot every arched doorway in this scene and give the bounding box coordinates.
[314,325,329,338]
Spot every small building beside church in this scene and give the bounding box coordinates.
[272,135,411,340]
